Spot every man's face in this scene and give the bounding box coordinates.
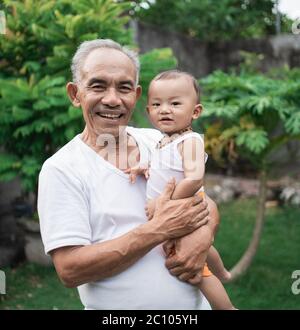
[147,76,201,135]
[72,48,141,139]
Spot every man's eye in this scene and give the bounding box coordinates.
[92,85,105,90]
[120,85,132,92]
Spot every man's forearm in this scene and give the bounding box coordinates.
[52,221,165,288]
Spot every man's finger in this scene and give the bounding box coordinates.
[163,242,175,256]
[178,272,196,282]
[196,216,209,228]
[188,274,203,285]
[159,177,176,202]
[191,194,202,206]
[168,266,185,276]
[165,255,182,269]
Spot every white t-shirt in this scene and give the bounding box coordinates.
[38,126,211,310]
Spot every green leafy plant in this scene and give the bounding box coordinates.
[196,68,300,280]
[131,0,292,41]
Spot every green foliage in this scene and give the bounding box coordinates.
[0,0,176,194]
[132,0,292,41]
[0,0,132,192]
[196,68,300,170]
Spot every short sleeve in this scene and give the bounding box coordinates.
[38,162,91,255]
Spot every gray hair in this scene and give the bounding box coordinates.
[71,39,140,85]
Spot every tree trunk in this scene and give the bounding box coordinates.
[228,169,267,282]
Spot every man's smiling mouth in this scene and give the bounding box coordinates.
[95,112,124,119]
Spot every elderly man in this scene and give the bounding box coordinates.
[38,39,219,310]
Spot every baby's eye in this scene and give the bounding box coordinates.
[152,103,160,107]
[172,102,180,106]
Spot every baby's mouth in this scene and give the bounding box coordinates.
[159,117,173,122]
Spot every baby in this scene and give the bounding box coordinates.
[125,70,235,310]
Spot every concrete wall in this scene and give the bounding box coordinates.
[136,22,300,78]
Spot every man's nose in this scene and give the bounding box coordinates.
[101,88,121,107]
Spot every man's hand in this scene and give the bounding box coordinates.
[165,226,213,284]
[165,196,219,285]
[150,178,209,240]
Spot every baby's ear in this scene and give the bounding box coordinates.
[192,104,203,119]
[146,106,150,115]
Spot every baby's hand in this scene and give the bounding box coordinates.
[123,164,149,184]
[145,198,157,221]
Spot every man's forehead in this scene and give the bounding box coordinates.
[81,48,136,81]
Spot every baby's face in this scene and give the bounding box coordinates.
[147,76,202,135]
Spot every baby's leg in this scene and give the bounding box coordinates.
[197,275,235,310]
[206,246,231,283]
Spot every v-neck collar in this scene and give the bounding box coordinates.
[75,127,145,178]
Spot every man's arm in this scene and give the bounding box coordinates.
[51,179,209,288]
[51,222,164,288]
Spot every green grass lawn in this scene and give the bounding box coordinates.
[1,199,300,310]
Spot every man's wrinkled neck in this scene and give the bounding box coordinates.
[81,125,128,151]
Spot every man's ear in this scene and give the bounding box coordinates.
[135,85,142,100]
[192,103,203,120]
[66,82,81,108]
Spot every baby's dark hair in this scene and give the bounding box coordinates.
[150,69,200,102]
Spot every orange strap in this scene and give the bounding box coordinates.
[202,263,212,277]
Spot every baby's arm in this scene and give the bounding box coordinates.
[171,137,205,199]
[124,164,149,184]
[146,137,204,222]
[161,137,205,255]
